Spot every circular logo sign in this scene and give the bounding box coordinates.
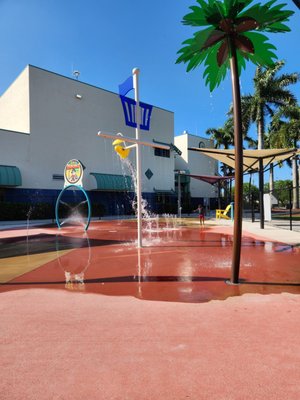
[64,159,83,186]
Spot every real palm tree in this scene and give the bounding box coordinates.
[236,61,299,216]
[206,118,255,202]
[206,120,235,203]
[239,60,299,150]
[269,105,300,208]
[176,0,294,283]
[206,118,234,150]
[206,116,257,149]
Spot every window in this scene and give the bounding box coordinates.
[52,174,64,180]
[154,148,170,158]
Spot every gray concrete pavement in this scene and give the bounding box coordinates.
[208,217,300,245]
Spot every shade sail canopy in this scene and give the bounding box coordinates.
[187,174,234,185]
[0,165,22,186]
[188,148,300,172]
[90,173,133,191]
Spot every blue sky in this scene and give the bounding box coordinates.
[0,0,299,182]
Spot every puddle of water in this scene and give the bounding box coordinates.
[1,222,299,303]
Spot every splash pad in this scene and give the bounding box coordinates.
[98,68,171,247]
[1,218,299,300]
[3,68,298,298]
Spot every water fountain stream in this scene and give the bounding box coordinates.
[58,199,88,228]
[119,157,179,244]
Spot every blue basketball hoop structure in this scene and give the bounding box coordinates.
[55,184,91,231]
[118,74,153,131]
[119,95,153,131]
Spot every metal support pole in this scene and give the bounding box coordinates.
[249,173,252,210]
[178,173,181,218]
[289,188,293,231]
[259,159,264,229]
[98,132,169,150]
[230,201,234,222]
[251,193,255,223]
[133,68,142,248]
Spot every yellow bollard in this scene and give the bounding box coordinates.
[112,139,131,159]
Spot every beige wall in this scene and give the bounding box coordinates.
[0,65,175,192]
[175,132,218,198]
[0,67,30,133]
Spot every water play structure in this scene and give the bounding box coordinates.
[98,68,170,247]
[55,159,91,231]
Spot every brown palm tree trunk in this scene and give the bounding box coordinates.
[229,38,243,284]
[257,116,264,150]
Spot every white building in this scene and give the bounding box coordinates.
[174,131,218,205]
[0,65,218,218]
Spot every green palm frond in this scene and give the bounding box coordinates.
[243,32,277,66]
[238,61,299,149]
[275,73,300,88]
[223,0,254,19]
[182,5,210,27]
[203,44,229,91]
[176,27,217,64]
[176,0,294,92]
[239,1,294,32]
[182,1,225,26]
[203,47,248,91]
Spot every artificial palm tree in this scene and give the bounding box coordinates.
[176,0,294,283]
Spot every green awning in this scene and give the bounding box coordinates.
[0,165,22,187]
[90,173,133,191]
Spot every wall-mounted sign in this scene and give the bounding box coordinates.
[64,159,83,187]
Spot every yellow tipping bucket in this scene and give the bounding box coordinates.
[112,138,131,159]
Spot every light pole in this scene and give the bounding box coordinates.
[176,170,186,218]
[132,68,142,248]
